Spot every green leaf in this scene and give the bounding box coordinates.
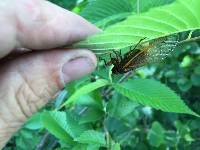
[41,111,73,144]
[75,94,102,109]
[41,111,90,143]
[80,0,174,29]
[75,0,200,54]
[107,93,138,118]
[72,144,87,150]
[112,79,199,117]
[87,145,100,150]
[194,65,200,75]
[112,143,121,150]
[55,148,70,150]
[79,108,104,124]
[24,113,43,130]
[75,130,106,146]
[177,78,192,92]
[147,121,165,147]
[64,111,91,138]
[60,79,109,107]
[191,74,200,86]
[80,0,133,28]
[180,55,193,67]
[131,0,174,13]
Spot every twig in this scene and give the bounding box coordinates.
[103,114,112,150]
[103,72,132,99]
[177,36,200,45]
[36,132,51,150]
[78,107,88,115]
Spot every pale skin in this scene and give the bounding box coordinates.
[0,0,99,148]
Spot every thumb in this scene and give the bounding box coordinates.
[0,49,96,146]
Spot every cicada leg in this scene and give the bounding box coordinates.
[99,57,108,66]
[130,37,147,51]
[112,50,123,62]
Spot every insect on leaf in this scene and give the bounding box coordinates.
[110,34,179,74]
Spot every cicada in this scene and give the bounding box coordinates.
[101,35,178,74]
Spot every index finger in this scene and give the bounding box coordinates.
[0,0,100,57]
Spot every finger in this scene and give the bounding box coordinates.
[0,48,96,147]
[0,0,100,57]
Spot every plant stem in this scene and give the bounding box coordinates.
[103,114,112,150]
[177,36,200,45]
[103,71,132,99]
[36,132,51,150]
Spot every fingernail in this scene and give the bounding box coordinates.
[62,57,95,83]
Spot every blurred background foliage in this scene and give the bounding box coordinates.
[4,0,200,150]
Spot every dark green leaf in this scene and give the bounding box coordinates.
[79,108,104,124]
[41,111,73,143]
[75,130,106,146]
[107,93,138,118]
[80,0,133,27]
[24,113,43,130]
[112,143,121,150]
[177,78,192,92]
[113,79,199,116]
[191,74,200,86]
[147,121,165,147]
[60,79,109,107]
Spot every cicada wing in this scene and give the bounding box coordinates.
[127,35,178,69]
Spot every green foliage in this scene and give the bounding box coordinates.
[41,111,74,143]
[75,130,106,146]
[80,0,133,28]
[5,0,200,150]
[41,111,92,141]
[61,79,109,107]
[76,0,200,54]
[79,108,103,124]
[24,113,43,130]
[112,143,121,150]
[80,0,175,29]
[107,93,138,118]
[147,121,165,147]
[113,79,199,116]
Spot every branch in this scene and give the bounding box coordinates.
[103,71,132,99]
[177,36,200,45]
[36,132,51,150]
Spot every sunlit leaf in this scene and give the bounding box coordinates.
[75,130,106,146]
[75,0,200,54]
[41,111,73,144]
[112,79,199,117]
[60,79,109,107]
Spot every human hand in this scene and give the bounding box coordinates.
[0,0,99,148]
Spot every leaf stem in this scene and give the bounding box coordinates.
[103,71,132,99]
[103,114,112,150]
[36,132,51,150]
[178,36,200,45]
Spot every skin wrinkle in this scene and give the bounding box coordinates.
[1,90,23,124]
[17,72,43,116]
[14,54,61,116]
[15,84,32,118]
